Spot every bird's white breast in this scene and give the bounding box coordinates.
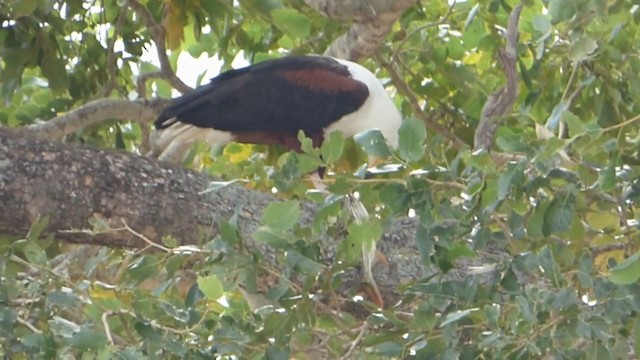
[324,58,402,148]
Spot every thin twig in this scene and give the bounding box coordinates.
[601,113,640,133]
[339,322,370,360]
[121,219,171,252]
[16,316,42,333]
[128,0,192,96]
[392,1,456,62]
[374,52,468,149]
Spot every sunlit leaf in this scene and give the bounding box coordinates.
[197,275,224,300]
[398,117,426,162]
[608,251,640,285]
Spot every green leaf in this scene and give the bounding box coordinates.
[339,220,383,263]
[354,129,392,158]
[562,110,584,136]
[538,246,564,287]
[527,201,549,240]
[285,250,324,276]
[23,242,47,265]
[598,160,616,192]
[548,0,575,24]
[532,15,551,37]
[26,215,50,242]
[271,8,310,39]
[543,193,575,235]
[41,53,68,92]
[398,117,426,162]
[126,255,159,283]
[261,200,300,231]
[70,329,107,351]
[197,275,224,300]
[321,131,345,165]
[48,291,79,309]
[266,345,291,360]
[12,0,38,17]
[440,308,479,327]
[253,226,291,249]
[568,36,598,62]
[608,250,640,285]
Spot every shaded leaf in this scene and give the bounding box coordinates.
[261,200,300,231]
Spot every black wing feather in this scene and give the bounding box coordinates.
[154,56,369,135]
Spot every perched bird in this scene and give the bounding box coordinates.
[153,55,401,162]
[153,55,402,308]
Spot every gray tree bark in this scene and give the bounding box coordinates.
[0,128,426,309]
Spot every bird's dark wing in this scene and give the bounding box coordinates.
[154,56,369,135]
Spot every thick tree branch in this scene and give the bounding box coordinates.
[307,0,416,61]
[20,98,167,141]
[473,4,523,151]
[305,0,396,21]
[0,129,428,308]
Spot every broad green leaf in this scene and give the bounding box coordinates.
[23,242,47,265]
[12,0,38,17]
[538,246,564,287]
[48,291,79,309]
[126,255,159,283]
[532,15,551,37]
[271,8,310,39]
[70,329,107,351]
[261,200,300,230]
[608,250,640,285]
[598,160,616,191]
[339,220,383,263]
[543,193,575,235]
[321,131,345,165]
[548,0,575,24]
[253,226,291,248]
[568,36,598,62]
[354,129,393,158]
[285,250,324,275]
[527,200,549,240]
[197,275,224,300]
[562,110,584,136]
[41,53,68,92]
[265,345,291,360]
[398,117,426,162]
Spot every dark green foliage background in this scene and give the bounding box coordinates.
[2,0,640,358]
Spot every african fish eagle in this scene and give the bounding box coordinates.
[154,55,401,308]
[153,55,402,161]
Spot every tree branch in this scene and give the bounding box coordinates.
[307,0,416,61]
[375,53,468,149]
[128,0,193,96]
[0,129,429,310]
[19,98,167,141]
[473,4,523,151]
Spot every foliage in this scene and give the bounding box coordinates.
[2,0,640,358]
